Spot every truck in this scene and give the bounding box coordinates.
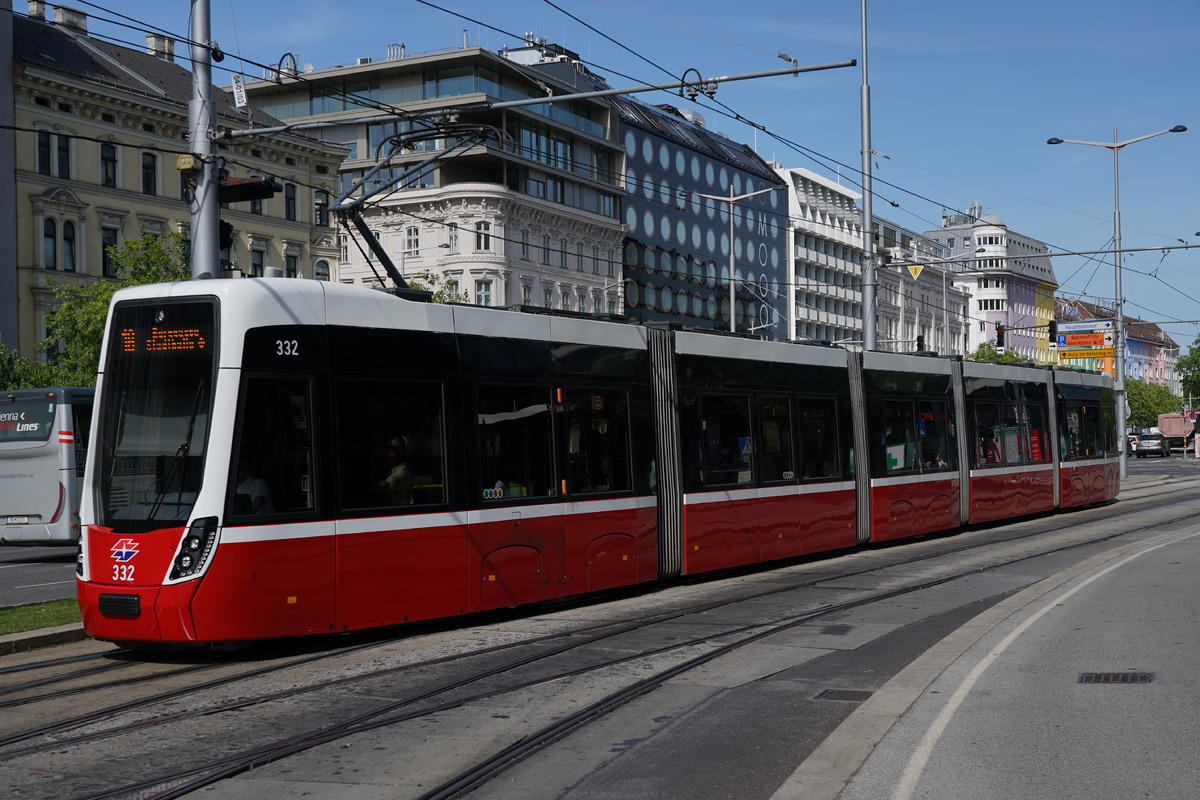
[1157,412,1195,451]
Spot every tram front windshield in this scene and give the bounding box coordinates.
[95,299,216,532]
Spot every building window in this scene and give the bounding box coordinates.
[522,284,532,305]
[447,279,460,298]
[542,235,551,263]
[561,290,570,310]
[592,246,600,274]
[405,226,420,255]
[559,239,568,268]
[314,260,330,281]
[284,183,297,221]
[544,287,552,308]
[42,219,56,269]
[100,143,117,187]
[338,232,349,262]
[141,152,157,195]
[521,230,530,260]
[314,191,330,226]
[607,249,615,277]
[62,221,76,272]
[58,135,71,179]
[101,228,119,277]
[475,280,492,306]
[250,249,265,277]
[474,221,491,252]
[448,223,459,253]
[250,197,263,215]
[37,132,51,175]
[576,243,585,271]
[285,254,299,278]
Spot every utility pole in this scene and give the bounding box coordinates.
[189,0,219,279]
[859,0,876,351]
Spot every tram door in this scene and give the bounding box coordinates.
[475,384,565,610]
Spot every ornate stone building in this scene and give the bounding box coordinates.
[9,3,345,361]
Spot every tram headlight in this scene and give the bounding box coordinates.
[170,516,218,581]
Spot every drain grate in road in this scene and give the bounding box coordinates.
[815,688,874,702]
[1078,672,1155,684]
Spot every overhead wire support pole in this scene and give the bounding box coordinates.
[220,59,857,141]
[487,60,857,110]
[188,0,219,279]
[859,0,876,351]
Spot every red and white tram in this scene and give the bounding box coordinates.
[76,279,1119,646]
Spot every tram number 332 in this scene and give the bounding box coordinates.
[275,339,299,356]
[112,564,135,582]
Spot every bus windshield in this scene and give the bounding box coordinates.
[95,299,217,532]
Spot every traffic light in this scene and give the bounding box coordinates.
[996,323,1005,351]
[219,220,234,251]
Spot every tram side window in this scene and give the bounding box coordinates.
[797,397,838,479]
[1059,404,1099,460]
[230,378,315,517]
[918,401,955,471]
[1026,405,1049,462]
[1078,404,1101,457]
[479,385,554,500]
[973,402,1005,467]
[334,380,446,510]
[564,387,631,495]
[757,396,794,482]
[1001,404,1025,464]
[700,394,751,486]
[880,400,918,474]
[1099,403,1116,456]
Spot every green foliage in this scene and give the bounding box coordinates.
[965,341,1032,364]
[1178,335,1200,402]
[1126,377,1182,428]
[0,233,190,390]
[408,269,471,305]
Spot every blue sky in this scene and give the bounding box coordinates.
[73,0,1200,346]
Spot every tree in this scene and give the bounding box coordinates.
[0,233,190,390]
[408,269,471,305]
[1126,377,1182,429]
[966,341,1031,364]
[1177,334,1200,403]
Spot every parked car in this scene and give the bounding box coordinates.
[1134,433,1171,458]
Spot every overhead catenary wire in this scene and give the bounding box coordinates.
[22,2,1197,339]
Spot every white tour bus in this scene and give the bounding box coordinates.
[1,388,94,546]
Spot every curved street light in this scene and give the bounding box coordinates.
[1047,124,1187,480]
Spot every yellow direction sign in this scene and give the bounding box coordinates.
[907,265,924,280]
[1059,348,1114,360]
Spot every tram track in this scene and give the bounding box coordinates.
[5,487,1195,800]
[0,484,1181,755]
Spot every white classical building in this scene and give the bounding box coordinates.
[241,37,626,313]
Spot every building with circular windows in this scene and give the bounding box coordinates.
[616,99,787,336]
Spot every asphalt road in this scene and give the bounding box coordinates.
[0,544,77,607]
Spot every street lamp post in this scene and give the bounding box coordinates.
[683,185,784,334]
[1048,125,1186,481]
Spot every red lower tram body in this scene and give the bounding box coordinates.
[76,281,1120,646]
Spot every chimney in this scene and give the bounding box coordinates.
[27,1,45,20]
[146,33,175,62]
[54,5,88,33]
